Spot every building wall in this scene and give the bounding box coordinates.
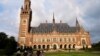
[19,31,91,50]
[18,0,91,50]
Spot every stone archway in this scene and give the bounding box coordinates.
[53,44,57,50]
[47,45,50,50]
[60,44,62,49]
[38,45,41,49]
[42,45,45,49]
[82,39,87,49]
[73,44,76,49]
[33,45,37,49]
[64,44,67,49]
[68,44,71,49]
[52,43,59,50]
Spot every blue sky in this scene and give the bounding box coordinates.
[0,0,100,43]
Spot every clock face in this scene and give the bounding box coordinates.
[23,20,26,23]
[22,19,27,25]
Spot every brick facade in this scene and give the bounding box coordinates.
[18,0,91,50]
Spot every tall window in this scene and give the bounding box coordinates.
[68,44,71,49]
[60,45,62,49]
[42,39,45,42]
[73,44,75,49]
[64,38,66,42]
[68,38,70,42]
[72,38,75,42]
[53,38,56,42]
[47,39,50,42]
[82,39,86,45]
[60,38,62,42]
[64,44,67,49]
[82,39,87,49]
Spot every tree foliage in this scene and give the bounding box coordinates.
[0,32,17,55]
[92,42,100,51]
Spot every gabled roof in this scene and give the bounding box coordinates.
[30,23,80,34]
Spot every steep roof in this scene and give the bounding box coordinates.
[30,23,80,34]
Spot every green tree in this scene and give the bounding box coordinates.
[0,32,18,55]
[0,32,8,49]
[92,42,100,51]
[5,36,17,55]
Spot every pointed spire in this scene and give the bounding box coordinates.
[76,17,85,32]
[53,13,55,24]
[76,17,80,27]
[52,13,56,32]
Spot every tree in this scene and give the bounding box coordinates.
[92,42,100,51]
[5,36,17,55]
[0,32,18,55]
[0,32,8,49]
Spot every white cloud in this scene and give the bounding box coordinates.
[0,0,100,43]
[31,0,84,26]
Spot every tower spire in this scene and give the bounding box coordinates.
[52,13,56,33]
[76,17,80,27]
[53,13,55,24]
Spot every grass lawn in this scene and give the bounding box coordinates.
[45,51,100,56]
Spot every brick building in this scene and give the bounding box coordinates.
[18,0,91,50]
